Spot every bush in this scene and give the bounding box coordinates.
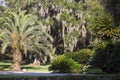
[80,65,104,74]
[64,49,94,64]
[91,41,120,73]
[49,55,80,73]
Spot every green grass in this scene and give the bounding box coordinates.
[21,64,50,72]
[0,60,104,73]
[0,60,50,72]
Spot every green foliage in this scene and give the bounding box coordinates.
[41,19,49,25]
[49,18,54,25]
[89,12,120,40]
[64,49,94,64]
[91,41,120,73]
[40,18,54,25]
[85,0,104,22]
[80,65,104,74]
[101,0,120,26]
[7,0,31,8]
[60,11,81,26]
[60,12,75,24]
[76,49,94,64]
[53,0,82,10]
[60,12,69,21]
[6,0,40,13]
[0,6,5,11]
[49,55,80,73]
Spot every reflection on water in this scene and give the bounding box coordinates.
[0,74,120,80]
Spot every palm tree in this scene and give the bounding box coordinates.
[0,11,53,71]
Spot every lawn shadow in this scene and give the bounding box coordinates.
[0,60,12,70]
[0,64,12,70]
[0,60,12,63]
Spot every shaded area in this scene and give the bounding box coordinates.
[101,0,120,26]
[0,60,12,70]
[0,65,11,70]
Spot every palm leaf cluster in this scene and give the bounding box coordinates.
[90,13,120,40]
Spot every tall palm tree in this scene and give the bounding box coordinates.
[0,11,53,71]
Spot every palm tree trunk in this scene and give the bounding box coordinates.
[13,48,22,71]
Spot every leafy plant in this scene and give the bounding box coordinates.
[49,55,80,73]
[89,12,120,40]
[64,49,94,64]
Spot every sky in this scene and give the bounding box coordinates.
[0,0,7,7]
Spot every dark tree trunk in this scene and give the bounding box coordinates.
[33,54,40,65]
[113,13,120,27]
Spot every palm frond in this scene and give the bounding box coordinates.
[1,42,10,54]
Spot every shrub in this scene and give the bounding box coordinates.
[91,41,120,73]
[49,55,80,73]
[64,49,94,64]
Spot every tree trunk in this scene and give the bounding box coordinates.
[33,54,40,65]
[33,58,40,65]
[13,48,22,71]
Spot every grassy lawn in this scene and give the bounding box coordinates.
[0,60,50,72]
[0,60,104,73]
